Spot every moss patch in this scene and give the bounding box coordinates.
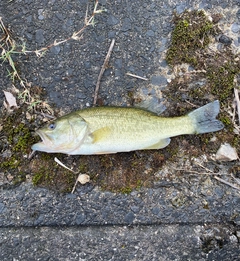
[31,150,167,193]
[0,107,37,185]
[164,9,240,156]
[166,10,239,104]
[166,10,216,67]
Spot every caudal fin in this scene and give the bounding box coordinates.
[188,100,224,134]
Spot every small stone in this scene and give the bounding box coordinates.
[50,45,61,55]
[151,75,167,86]
[76,213,85,225]
[151,207,160,215]
[55,12,64,21]
[25,32,33,41]
[35,29,45,44]
[107,15,119,26]
[38,15,44,20]
[124,211,135,224]
[216,143,239,161]
[236,231,240,239]
[108,31,116,38]
[233,217,240,226]
[38,9,44,20]
[130,205,140,213]
[231,23,240,33]
[66,18,73,26]
[26,15,32,23]
[98,0,107,5]
[114,58,122,69]
[76,92,86,99]
[176,3,187,14]
[217,34,232,45]
[84,61,91,69]
[237,9,240,19]
[229,235,238,243]
[146,30,155,37]
[121,18,131,32]
[0,203,5,214]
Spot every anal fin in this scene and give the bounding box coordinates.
[144,138,171,150]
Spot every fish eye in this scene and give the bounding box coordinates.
[48,123,56,130]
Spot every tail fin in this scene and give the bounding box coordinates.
[188,100,224,134]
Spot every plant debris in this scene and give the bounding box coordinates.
[215,143,239,161]
[3,90,18,111]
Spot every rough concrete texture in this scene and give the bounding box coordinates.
[0,0,240,260]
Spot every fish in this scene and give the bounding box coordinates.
[31,100,224,155]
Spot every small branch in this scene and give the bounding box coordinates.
[214,175,240,191]
[185,100,199,108]
[234,88,240,126]
[194,162,214,173]
[231,174,240,186]
[28,150,36,160]
[126,72,148,81]
[54,157,76,173]
[172,167,221,175]
[174,162,240,191]
[93,38,115,105]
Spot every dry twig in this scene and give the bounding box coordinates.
[174,162,240,191]
[195,162,240,191]
[231,173,240,186]
[54,157,76,173]
[93,38,115,105]
[234,88,240,126]
[214,175,240,191]
[126,72,148,81]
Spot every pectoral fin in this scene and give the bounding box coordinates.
[144,138,171,150]
[92,127,112,143]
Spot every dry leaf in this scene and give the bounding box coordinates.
[71,174,90,193]
[3,91,18,110]
[26,112,32,121]
[77,174,90,184]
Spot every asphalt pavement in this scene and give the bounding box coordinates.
[0,0,240,260]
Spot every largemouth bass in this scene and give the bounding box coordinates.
[32,100,224,155]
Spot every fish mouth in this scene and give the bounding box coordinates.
[36,130,52,144]
[31,130,53,151]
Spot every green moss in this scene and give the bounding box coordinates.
[166,10,214,67]
[136,179,142,190]
[164,9,240,157]
[166,10,239,104]
[32,167,46,185]
[219,116,232,127]
[207,62,238,102]
[3,112,37,153]
[78,162,88,173]
[118,187,133,194]
[0,156,20,169]
[13,172,26,185]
